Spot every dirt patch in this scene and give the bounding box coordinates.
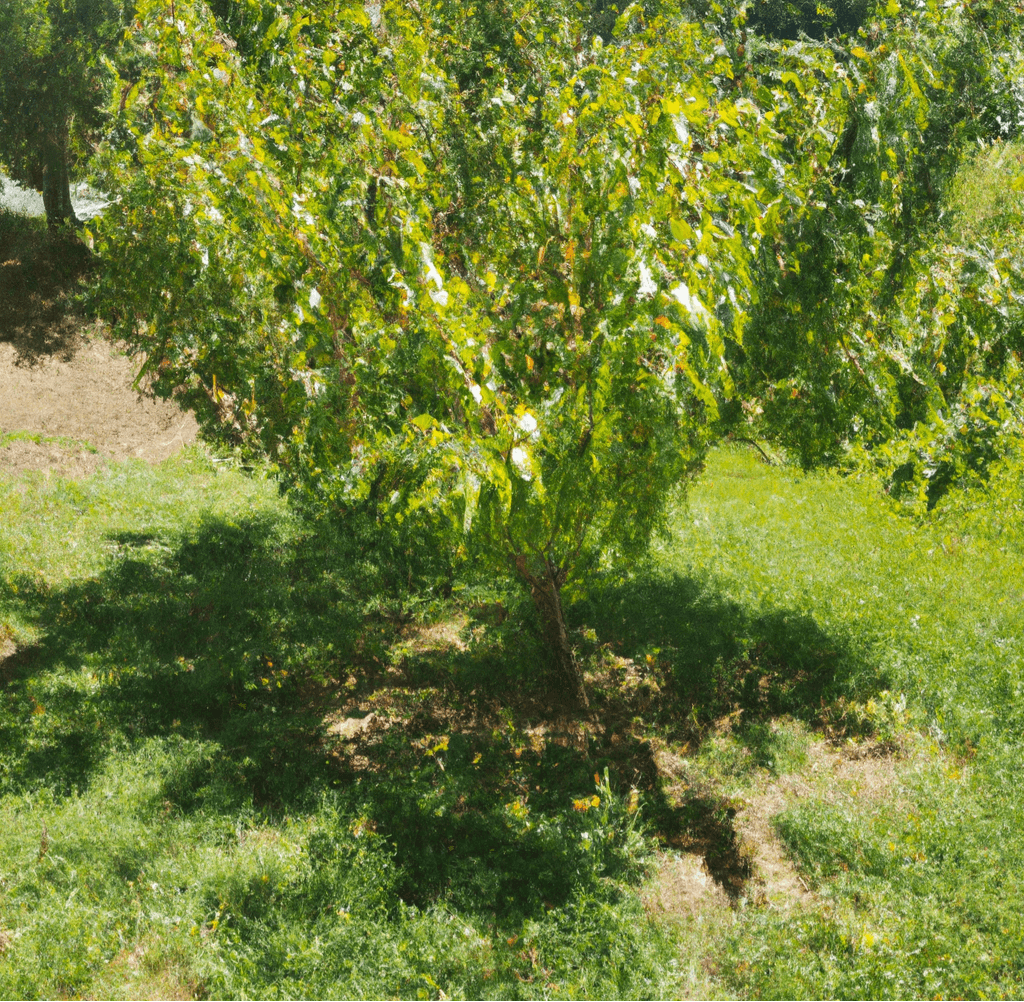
[648,728,904,917]
[643,850,731,918]
[821,738,902,799]
[0,334,198,476]
[0,226,198,477]
[732,772,816,908]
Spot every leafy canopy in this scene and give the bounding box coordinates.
[90,0,1024,694]
[91,9,817,549]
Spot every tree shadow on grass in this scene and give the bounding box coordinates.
[0,511,361,805]
[571,568,869,731]
[306,562,876,906]
[0,522,873,918]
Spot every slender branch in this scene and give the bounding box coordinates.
[732,435,776,466]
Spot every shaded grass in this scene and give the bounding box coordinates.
[0,449,681,999]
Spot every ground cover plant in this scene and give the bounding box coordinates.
[3,408,1024,998]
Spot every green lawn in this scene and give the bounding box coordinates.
[0,445,1022,999]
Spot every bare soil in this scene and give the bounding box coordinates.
[0,228,197,477]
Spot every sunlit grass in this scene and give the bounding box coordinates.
[666,447,1024,740]
[656,448,1024,1000]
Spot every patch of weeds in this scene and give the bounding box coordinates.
[0,430,99,454]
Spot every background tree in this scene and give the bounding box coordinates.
[0,0,126,227]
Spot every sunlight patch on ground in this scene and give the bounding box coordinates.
[0,171,109,221]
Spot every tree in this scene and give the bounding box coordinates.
[89,0,1024,705]
[731,0,1024,491]
[0,0,125,228]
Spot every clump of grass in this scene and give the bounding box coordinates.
[693,717,811,787]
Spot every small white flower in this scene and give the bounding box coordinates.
[429,288,449,306]
[470,384,482,404]
[309,287,321,310]
[517,412,538,436]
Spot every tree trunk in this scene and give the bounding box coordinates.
[516,556,589,710]
[41,141,78,230]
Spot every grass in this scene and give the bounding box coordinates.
[2,411,1024,997]
[0,430,99,453]
[655,449,1024,1000]
[0,447,679,1000]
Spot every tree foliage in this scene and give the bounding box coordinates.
[90,0,1024,703]
[732,0,1024,501]
[0,0,126,227]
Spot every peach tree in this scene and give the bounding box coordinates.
[92,0,910,706]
